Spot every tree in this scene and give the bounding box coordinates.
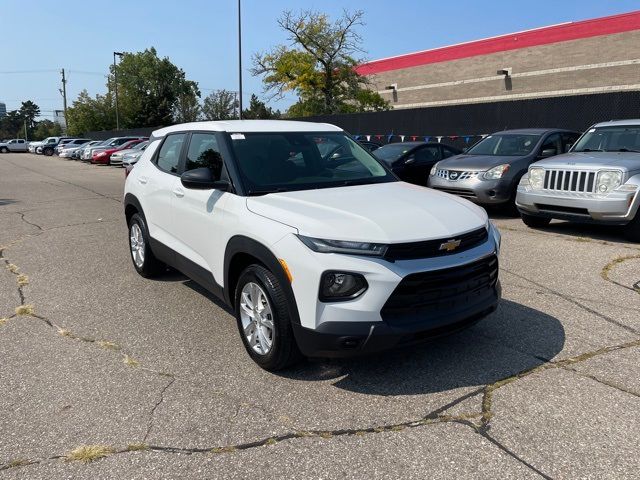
[66,90,115,136]
[113,47,201,128]
[33,120,63,140]
[0,111,24,139]
[18,101,41,131]
[242,94,281,119]
[252,10,390,116]
[174,80,201,123]
[201,90,238,120]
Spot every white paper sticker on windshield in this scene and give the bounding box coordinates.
[230,133,245,140]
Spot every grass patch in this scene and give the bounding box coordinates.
[57,328,72,337]
[126,443,149,452]
[263,438,277,446]
[16,274,29,286]
[6,264,19,274]
[98,340,121,351]
[65,445,114,463]
[123,355,139,367]
[0,318,8,327]
[14,304,34,316]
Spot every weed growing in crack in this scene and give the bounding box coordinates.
[263,438,277,446]
[211,446,236,454]
[65,445,114,463]
[0,318,8,327]
[7,459,31,468]
[123,355,140,367]
[15,304,34,316]
[57,328,71,337]
[16,274,29,286]
[126,443,149,452]
[98,341,121,351]
[6,264,19,274]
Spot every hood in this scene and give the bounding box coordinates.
[113,148,137,156]
[246,182,487,243]
[533,151,640,171]
[437,154,528,170]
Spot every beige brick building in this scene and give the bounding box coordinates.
[357,11,640,110]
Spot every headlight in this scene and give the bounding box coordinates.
[319,271,368,301]
[297,235,388,257]
[430,163,439,176]
[529,168,545,189]
[96,152,107,157]
[596,170,622,193]
[483,164,510,180]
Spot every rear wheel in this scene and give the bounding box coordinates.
[521,212,551,229]
[235,265,301,370]
[43,147,54,156]
[128,213,165,277]
[624,213,640,242]
[0,147,8,153]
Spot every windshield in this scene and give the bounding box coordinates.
[573,126,640,153]
[133,141,149,150]
[373,144,415,164]
[466,134,540,156]
[229,132,395,195]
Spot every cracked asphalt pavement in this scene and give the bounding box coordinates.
[1,153,639,479]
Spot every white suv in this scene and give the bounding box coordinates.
[124,120,501,370]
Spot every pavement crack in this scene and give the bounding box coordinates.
[478,431,554,480]
[501,267,639,335]
[563,366,640,398]
[143,376,176,443]
[600,254,640,294]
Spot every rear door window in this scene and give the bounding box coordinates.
[155,133,186,174]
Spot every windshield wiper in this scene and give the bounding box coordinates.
[605,148,640,153]
[576,148,604,152]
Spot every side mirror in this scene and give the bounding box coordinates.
[404,155,415,164]
[539,148,557,158]
[181,168,230,191]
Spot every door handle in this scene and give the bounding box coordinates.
[138,176,148,185]
[172,187,185,198]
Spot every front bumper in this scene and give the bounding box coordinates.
[516,186,640,224]
[428,174,511,205]
[273,230,501,358]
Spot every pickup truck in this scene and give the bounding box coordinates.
[0,139,29,153]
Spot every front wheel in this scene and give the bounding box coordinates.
[624,213,640,242]
[128,213,165,277]
[520,212,551,229]
[43,147,54,156]
[0,147,8,153]
[235,265,301,370]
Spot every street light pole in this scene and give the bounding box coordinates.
[238,0,243,120]
[113,51,124,130]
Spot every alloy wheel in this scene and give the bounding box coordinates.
[239,282,274,355]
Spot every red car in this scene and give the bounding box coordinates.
[91,139,147,165]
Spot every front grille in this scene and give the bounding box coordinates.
[381,255,499,327]
[436,169,480,180]
[543,169,596,193]
[384,227,488,261]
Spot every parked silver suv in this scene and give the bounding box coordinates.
[516,120,640,241]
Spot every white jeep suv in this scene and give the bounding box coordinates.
[124,120,501,370]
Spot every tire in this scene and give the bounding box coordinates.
[0,147,8,153]
[520,212,551,229]
[624,213,640,242]
[43,147,54,156]
[127,213,165,277]
[235,265,301,370]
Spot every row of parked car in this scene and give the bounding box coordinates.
[365,121,640,240]
[16,135,150,168]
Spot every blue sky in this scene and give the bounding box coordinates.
[1,0,638,119]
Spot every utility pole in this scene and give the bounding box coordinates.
[237,0,243,119]
[24,120,28,141]
[113,52,124,130]
[60,68,68,132]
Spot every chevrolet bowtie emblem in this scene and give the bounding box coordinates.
[439,239,461,252]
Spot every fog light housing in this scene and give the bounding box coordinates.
[319,271,368,302]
